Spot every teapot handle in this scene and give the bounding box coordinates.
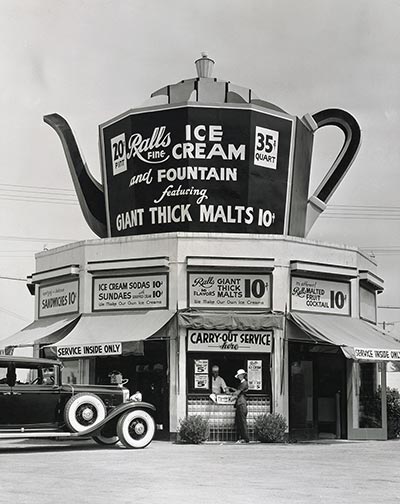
[302,108,361,234]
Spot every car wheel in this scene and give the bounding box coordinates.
[116,410,155,449]
[64,393,107,433]
[92,433,119,446]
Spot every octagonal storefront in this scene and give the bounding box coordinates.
[3,232,398,441]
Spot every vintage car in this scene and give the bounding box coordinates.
[0,356,156,449]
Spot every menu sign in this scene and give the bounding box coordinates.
[247,360,262,391]
[188,330,272,353]
[188,273,271,309]
[39,280,79,318]
[92,274,168,311]
[100,106,294,237]
[291,276,350,315]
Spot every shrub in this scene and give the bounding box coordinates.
[387,387,400,439]
[254,413,287,443]
[178,415,209,444]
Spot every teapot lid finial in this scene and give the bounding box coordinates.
[195,52,215,78]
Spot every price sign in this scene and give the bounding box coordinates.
[254,126,279,169]
[188,272,271,309]
[291,276,350,315]
[93,274,168,311]
[39,280,79,318]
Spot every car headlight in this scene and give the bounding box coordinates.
[130,391,142,402]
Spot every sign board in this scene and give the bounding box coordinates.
[354,348,400,362]
[194,374,209,389]
[359,286,376,323]
[188,330,272,353]
[38,280,79,318]
[215,394,236,405]
[57,342,122,359]
[188,273,271,309]
[100,106,294,237]
[290,276,350,315]
[247,359,262,390]
[92,274,168,311]
[194,359,209,374]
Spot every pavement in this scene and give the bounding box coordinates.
[0,438,399,504]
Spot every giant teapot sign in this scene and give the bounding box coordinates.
[291,276,350,315]
[100,105,294,236]
[188,272,271,309]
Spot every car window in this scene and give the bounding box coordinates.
[0,365,7,384]
[14,365,56,386]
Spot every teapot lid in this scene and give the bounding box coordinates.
[146,53,286,113]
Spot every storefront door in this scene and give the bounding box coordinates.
[289,343,347,440]
[95,340,169,439]
[315,353,347,439]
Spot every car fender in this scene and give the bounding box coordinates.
[73,401,156,437]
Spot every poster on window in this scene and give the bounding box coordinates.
[194,359,209,374]
[247,360,262,390]
[194,374,209,389]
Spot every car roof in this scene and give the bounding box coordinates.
[0,355,62,366]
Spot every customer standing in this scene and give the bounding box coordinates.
[232,368,249,443]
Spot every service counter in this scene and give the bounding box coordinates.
[187,394,271,441]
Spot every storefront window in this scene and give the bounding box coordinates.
[187,354,271,395]
[62,360,79,384]
[357,363,382,429]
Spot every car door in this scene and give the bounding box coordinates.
[0,363,13,425]
[10,363,61,428]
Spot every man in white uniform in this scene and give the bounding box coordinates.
[211,365,227,394]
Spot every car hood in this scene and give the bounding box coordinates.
[61,384,127,395]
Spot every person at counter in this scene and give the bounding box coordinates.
[211,365,228,395]
[231,368,249,444]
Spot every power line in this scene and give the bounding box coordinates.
[0,306,30,322]
[0,182,75,193]
[0,235,78,243]
[0,275,27,281]
[0,196,78,205]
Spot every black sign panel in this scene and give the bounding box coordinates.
[100,106,294,237]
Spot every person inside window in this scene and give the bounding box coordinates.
[211,365,227,395]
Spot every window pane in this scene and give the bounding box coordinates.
[62,360,79,384]
[0,365,7,383]
[358,363,382,428]
[14,365,56,386]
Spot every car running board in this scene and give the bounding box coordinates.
[0,431,82,439]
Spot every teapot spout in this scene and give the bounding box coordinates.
[43,114,107,238]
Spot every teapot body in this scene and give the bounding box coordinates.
[99,103,317,238]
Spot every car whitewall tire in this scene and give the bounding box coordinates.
[117,410,155,449]
[64,393,107,433]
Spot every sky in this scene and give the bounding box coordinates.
[0,0,400,338]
